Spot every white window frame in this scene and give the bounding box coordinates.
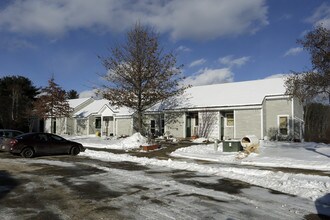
[225,113,234,127]
[277,115,289,136]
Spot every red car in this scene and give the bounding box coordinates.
[4,133,85,158]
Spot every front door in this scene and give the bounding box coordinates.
[186,116,191,137]
[220,117,224,140]
[52,120,56,134]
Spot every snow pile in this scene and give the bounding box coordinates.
[119,133,148,149]
[68,133,147,150]
[192,137,208,143]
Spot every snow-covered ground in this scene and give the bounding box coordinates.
[68,134,330,208]
[66,133,148,150]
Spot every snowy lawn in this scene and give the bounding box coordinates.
[171,140,330,171]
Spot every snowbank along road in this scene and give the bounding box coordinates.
[0,150,327,220]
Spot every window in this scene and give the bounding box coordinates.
[278,116,289,135]
[95,117,101,129]
[161,119,165,135]
[150,120,156,134]
[226,113,234,127]
[50,134,65,142]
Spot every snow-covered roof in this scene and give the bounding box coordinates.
[74,99,110,118]
[149,77,287,111]
[74,99,134,118]
[68,97,92,109]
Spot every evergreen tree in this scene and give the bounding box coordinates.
[34,77,72,133]
[66,89,79,99]
[0,75,38,131]
[99,24,187,134]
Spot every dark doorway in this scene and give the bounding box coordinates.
[39,119,44,132]
[186,116,191,137]
[52,120,56,134]
[150,120,156,135]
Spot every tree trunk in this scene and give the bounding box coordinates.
[137,110,144,135]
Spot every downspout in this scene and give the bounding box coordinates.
[292,97,294,140]
[261,107,264,139]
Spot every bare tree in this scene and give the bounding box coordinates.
[34,77,72,133]
[285,25,330,143]
[99,23,187,134]
[198,111,217,138]
[285,26,330,104]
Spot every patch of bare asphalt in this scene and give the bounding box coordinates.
[174,177,251,194]
[0,161,126,219]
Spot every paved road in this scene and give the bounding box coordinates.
[0,151,324,220]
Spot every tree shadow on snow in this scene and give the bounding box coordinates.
[305,147,330,158]
[313,193,330,219]
[0,170,19,200]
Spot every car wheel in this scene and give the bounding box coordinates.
[21,147,34,158]
[70,146,80,156]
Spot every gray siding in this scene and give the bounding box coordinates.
[56,118,66,134]
[293,97,304,140]
[88,115,95,135]
[76,119,87,135]
[264,98,292,137]
[293,97,304,120]
[66,118,74,135]
[165,112,185,138]
[116,118,133,136]
[235,109,261,139]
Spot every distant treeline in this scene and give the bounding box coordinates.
[304,103,330,143]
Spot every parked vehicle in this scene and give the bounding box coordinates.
[0,129,24,151]
[3,133,85,158]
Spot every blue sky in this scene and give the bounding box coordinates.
[0,0,329,97]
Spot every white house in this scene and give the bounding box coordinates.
[73,99,135,137]
[43,97,94,134]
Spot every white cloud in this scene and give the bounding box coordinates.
[264,73,287,79]
[189,59,206,68]
[183,68,234,86]
[79,89,97,98]
[306,3,330,29]
[218,55,250,68]
[283,47,303,57]
[0,0,269,40]
[0,38,36,51]
[176,45,191,52]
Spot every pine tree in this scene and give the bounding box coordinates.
[34,77,72,133]
[0,75,38,131]
[66,89,79,99]
[99,23,188,134]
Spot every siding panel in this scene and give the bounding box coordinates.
[235,109,261,139]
